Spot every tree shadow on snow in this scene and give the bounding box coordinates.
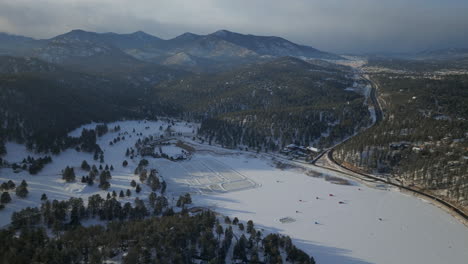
[293,239,374,264]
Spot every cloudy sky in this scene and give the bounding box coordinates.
[1,0,467,53]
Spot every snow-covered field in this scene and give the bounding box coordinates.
[1,120,467,264]
[0,120,198,226]
[155,156,258,194]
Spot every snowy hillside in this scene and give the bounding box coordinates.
[0,29,343,73]
[0,120,467,264]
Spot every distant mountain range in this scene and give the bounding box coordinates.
[0,29,343,72]
[416,48,468,60]
[362,47,468,61]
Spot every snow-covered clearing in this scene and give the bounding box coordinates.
[156,155,258,194]
[1,120,467,264]
[0,120,198,227]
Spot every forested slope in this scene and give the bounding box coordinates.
[150,57,372,151]
[1,184,315,264]
[0,56,186,154]
[335,59,468,209]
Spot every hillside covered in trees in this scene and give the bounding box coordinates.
[1,194,314,264]
[335,59,468,210]
[0,56,372,156]
[151,57,372,151]
[0,56,186,154]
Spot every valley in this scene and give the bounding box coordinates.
[0,27,467,264]
[1,119,467,264]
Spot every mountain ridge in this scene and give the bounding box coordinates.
[0,29,344,67]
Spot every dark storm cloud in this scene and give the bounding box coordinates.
[0,0,467,53]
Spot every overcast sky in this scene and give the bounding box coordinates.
[1,0,467,53]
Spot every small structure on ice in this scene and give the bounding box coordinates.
[279,217,296,224]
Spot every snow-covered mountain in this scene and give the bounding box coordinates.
[209,29,341,59]
[162,52,198,66]
[169,35,257,60]
[163,30,342,60]
[0,29,343,71]
[33,30,147,73]
[0,32,45,56]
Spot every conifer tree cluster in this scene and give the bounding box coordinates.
[176,193,192,208]
[3,207,315,264]
[62,166,76,182]
[15,180,29,198]
[11,156,53,175]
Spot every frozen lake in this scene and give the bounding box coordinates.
[1,120,467,264]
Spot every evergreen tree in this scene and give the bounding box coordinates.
[255,230,262,247]
[122,160,128,167]
[148,192,157,207]
[7,180,15,189]
[119,190,125,198]
[135,184,141,193]
[0,141,5,156]
[1,192,11,204]
[216,224,223,241]
[126,189,131,197]
[89,248,102,264]
[99,171,111,190]
[176,193,192,208]
[139,169,148,182]
[154,199,163,215]
[247,220,254,234]
[87,176,94,186]
[20,180,28,187]
[40,193,48,201]
[233,234,248,261]
[123,247,139,264]
[62,166,76,182]
[138,159,149,167]
[147,173,160,191]
[69,204,80,226]
[81,160,91,171]
[16,185,28,198]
